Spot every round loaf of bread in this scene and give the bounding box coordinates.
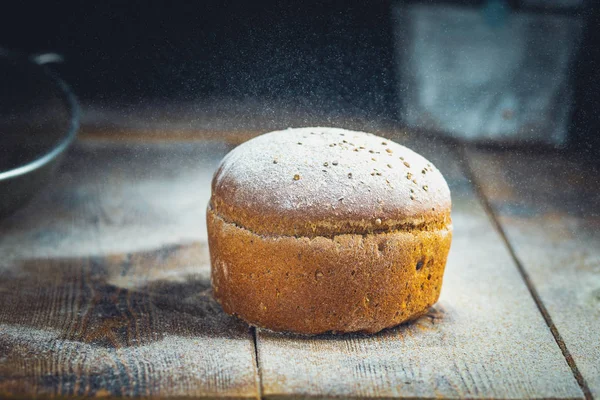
[207,127,452,334]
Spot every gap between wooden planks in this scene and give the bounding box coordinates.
[464,146,599,400]
[254,136,584,399]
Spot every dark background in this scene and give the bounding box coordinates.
[1,1,599,152]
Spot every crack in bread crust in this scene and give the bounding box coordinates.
[209,203,451,239]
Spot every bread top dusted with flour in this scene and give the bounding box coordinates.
[210,127,451,237]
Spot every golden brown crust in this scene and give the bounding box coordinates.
[208,208,452,335]
[210,127,451,237]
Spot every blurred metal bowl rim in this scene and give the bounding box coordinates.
[0,53,80,181]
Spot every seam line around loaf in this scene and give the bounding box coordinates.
[209,202,451,237]
[459,145,593,400]
[209,206,452,240]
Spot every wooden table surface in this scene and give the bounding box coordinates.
[0,130,597,399]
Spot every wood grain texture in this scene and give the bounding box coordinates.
[466,148,600,399]
[0,141,259,398]
[0,136,592,399]
[256,138,584,399]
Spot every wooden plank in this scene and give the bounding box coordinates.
[0,141,259,399]
[0,140,229,260]
[465,148,599,399]
[256,137,584,399]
